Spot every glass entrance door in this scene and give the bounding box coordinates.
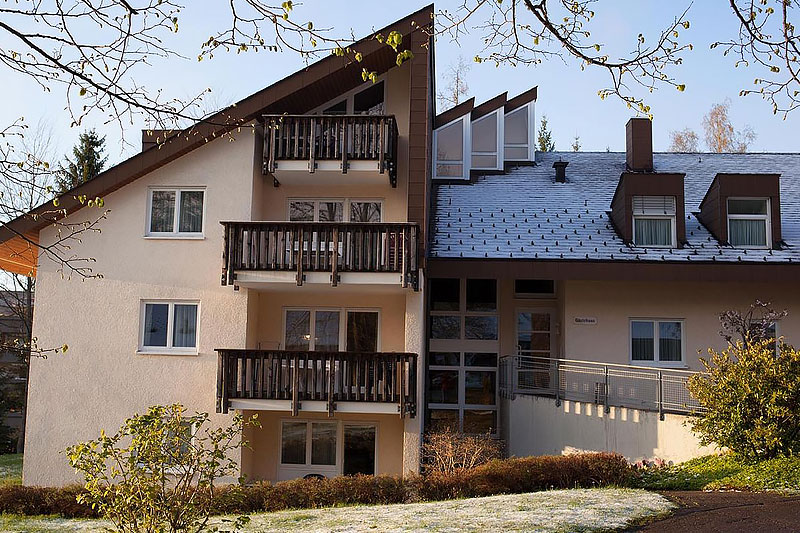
[516,309,556,390]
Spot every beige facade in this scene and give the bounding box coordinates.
[23,60,425,486]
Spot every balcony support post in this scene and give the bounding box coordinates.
[341,117,348,174]
[327,353,336,417]
[308,117,316,173]
[296,227,304,286]
[291,354,300,416]
[331,226,339,287]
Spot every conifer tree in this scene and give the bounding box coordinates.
[58,130,108,192]
[537,115,555,152]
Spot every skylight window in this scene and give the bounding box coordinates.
[433,116,469,180]
[471,110,502,170]
[503,103,535,161]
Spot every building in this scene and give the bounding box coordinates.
[1,5,798,485]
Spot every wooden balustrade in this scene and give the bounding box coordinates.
[262,114,398,186]
[220,221,419,289]
[216,349,417,417]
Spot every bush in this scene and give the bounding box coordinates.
[634,453,800,493]
[0,452,631,518]
[422,428,504,473]
[687,338,800,460]
[66,404,259,532]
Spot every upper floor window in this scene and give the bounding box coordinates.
[630,319,683,366]
[433,116,469,180]
[503,103,534,161]
[727,198,770,248]
[632,196,676,247]
[147,188,204,237]
[288,199,382,222]
[140,300,199,354]
[471,110,502,171]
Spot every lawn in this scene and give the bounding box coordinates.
[0,488,673,532]
[634,453,800,493]
[0,453,22,486]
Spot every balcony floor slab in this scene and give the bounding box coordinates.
[229,398,401,415]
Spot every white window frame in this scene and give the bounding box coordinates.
[433,114,471,180]
[282,307,381,352]
[277,419,379,480]
[503,102,536,162]
[286,198,384,222]
[138,300,200,355]
[632,196,677,248]
[471,109,504,171]
[145,187,206,238]
[727,197,771,249]
[629,318,685,368]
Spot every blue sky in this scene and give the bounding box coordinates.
[2,1,798,166]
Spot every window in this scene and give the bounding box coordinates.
[434,116,469,180]
[278,421,377,478]
[632,196,676,247]
[288,199,382,222]
[280,421,337,466]
[630,319,684,366]
[427,277,499,434]
[140,301,199,354]
[514,279,555,298]
[147,188,204,236]
[728,198,770,248]
[471,110,502,170]
[353,81,385,115]
[283,308,379,352]
[504,103,534,161]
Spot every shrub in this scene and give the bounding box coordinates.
[687,338,800,460]
[422,428,504,473]
[1,452,631,518]
[66,404,259,532]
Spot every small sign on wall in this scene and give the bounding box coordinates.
[573,316,597,325]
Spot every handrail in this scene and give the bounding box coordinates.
[216,349,417,418]
[262,114,399,186]
[220,221,419,289]
[499,354,703,417]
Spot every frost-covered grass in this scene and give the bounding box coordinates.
[634,453,800,493]
[0,488,672,532]
[0,453,22,485]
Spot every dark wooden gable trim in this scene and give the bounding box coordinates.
[471,93,507,120]
[434,97,474,129]
[504,86,538,112]
[610,172,686,246]
[698,173,782,246]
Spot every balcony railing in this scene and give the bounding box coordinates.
[499,355,703,417]
[262,114,399,186]
[216,349,417,417]
[220,221,419,289]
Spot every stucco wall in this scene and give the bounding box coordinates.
[563,280,800,369]
[241,410,405,482]
[24,130,257,486]
[504,395,715,463]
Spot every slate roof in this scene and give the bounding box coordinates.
[430,151,800,263]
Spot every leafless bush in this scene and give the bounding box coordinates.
[422,427,504,473]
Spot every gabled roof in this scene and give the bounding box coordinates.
[0,5,434,275]
[431,151,800,265]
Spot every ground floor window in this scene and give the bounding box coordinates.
[630,319,684,366]
[278,420,376,480]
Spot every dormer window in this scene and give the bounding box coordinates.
[503,102,535,161]
[727,198,771,248]
[632,196,676,247]
[433,115,469,180]
[471,110,502,171]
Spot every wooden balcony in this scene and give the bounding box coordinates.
[262,114,399,187]
[221,221,419,289]
[216,349,417,417]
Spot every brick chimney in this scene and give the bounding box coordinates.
[553,160,568,183]
[625,118,653,172]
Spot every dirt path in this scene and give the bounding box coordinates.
[635,491,800,532]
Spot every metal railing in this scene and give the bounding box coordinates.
[262,114,398,186]
[499,355,703,417]
[216,349,417,418]
[220,221,419,289]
